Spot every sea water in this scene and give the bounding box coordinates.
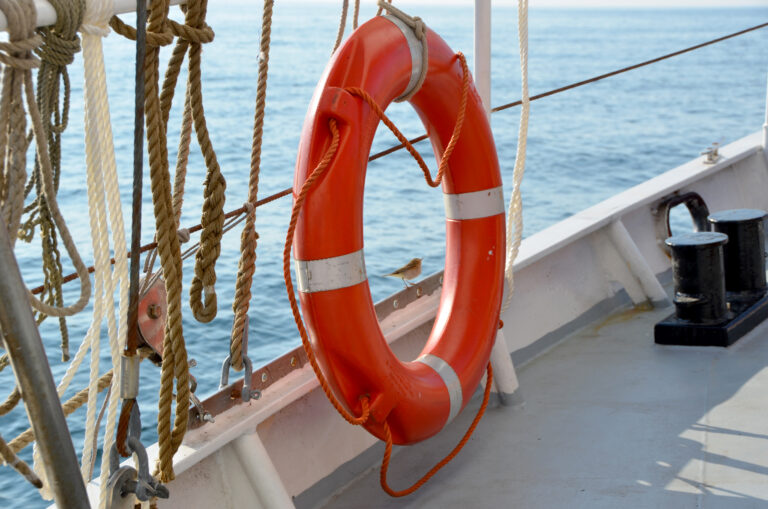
[2,3,768,506]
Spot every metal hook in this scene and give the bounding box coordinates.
[220,315,261,402]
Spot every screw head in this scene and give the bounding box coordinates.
[261,372,268,383]
[147,304,161,319]
[393,299,399,309]
[289,356,297,367]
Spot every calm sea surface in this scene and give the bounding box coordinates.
[2,3,768,506]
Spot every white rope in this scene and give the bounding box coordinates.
[502,0,529,312]
[79,0,130,506]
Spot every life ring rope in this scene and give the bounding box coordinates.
[283,52,494,494]
[344,51,469,189]
[282,118,372,427]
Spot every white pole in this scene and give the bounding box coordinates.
[475,0,521,406]
[608,220,671,308]
[763,71,768,149]
[0,0,186,31]
[232,433,296,509]
[474,0,492,118]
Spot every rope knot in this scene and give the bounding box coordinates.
[243,201,255,214]
[108,15,175,48]
[177,228,191,244]
[168,19,215,44]
[36,30,81,66]
[80,23,110,38]
[0,36,42,70]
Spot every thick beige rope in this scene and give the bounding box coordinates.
[110,0,190,481]
[151,0,225,325]
[184,0,226,324]
[229,0,274,371]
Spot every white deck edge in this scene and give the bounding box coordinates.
[514,132,763,271]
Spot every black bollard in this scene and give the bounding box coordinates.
[708,209,768,306]
[666,231,728,324]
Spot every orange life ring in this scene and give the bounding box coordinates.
[292,15,505,445]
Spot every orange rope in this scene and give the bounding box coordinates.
[380,363,493,497]
[283,53,491,497]
[345,51,469,188]
[282,118,372,425]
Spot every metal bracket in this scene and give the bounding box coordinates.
[106,437,169,504]
[701,142,721,164]
[220,316,261,402]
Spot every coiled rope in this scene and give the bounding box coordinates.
[158,0,225,324]
[12,1,92,321]
[20,0,84,362]
[229,0,274,371]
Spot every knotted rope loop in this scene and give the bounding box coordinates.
[377,0,428,102]
[167,18,214,44]
[147,0,228,325]
[229,0,274,371]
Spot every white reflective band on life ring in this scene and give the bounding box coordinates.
[415,353,463,425]
[295,249,367,293]
[382,15,424,102]
[443,186,505,220]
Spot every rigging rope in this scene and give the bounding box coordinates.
[158,0,225,324]
[332,0,349,54]
[76,0,131,503]
[21,0,84,361]
[111,0,190,481]
[501,0,529,311]
[229,0,274,372]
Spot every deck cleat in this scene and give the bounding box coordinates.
[655,209,768,347]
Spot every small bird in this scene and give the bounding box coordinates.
[382,258,423,288]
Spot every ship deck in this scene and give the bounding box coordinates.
[322,303,768,508]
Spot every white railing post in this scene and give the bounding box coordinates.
[763,71,768,149]
[474,0,492,118]
[475,0,522,406]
